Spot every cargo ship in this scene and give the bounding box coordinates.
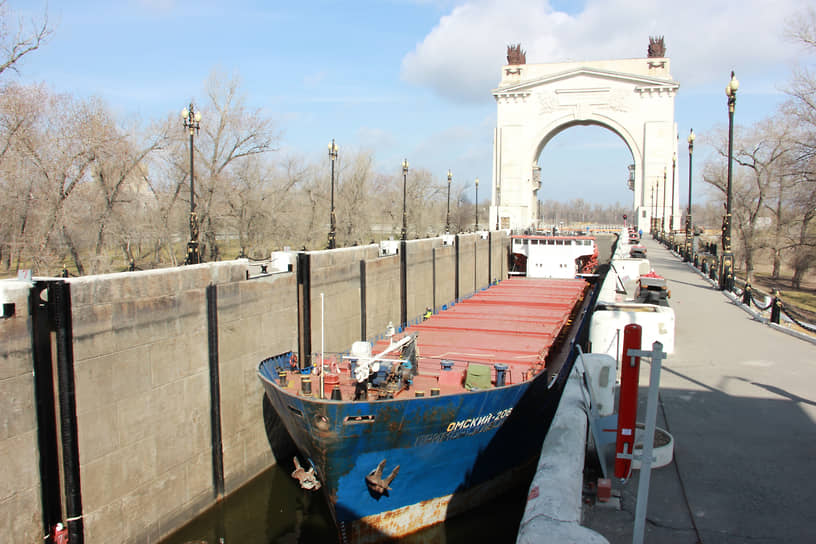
[258,239,604,543]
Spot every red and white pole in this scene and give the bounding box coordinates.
[614,323,642,480]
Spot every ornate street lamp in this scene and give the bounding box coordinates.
[474,177,479,230]
[327,139,338,249]
[401,158,409,240]
[661,166,667,239]
[684,129,695,261]
[446,169,452,233]
[670,152,676,243]
[182,102,201,265]
[651,180,657,235]
[720,71,739,291]
[495,180,501,231]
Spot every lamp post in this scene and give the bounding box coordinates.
[401,158,409,241]
[446,170,452,233]
[495,181,500,231]
[661,166,667,240]
[670,152,676,244]
[182,102,201,265]
[327,139,338,249]
[720,71,739,291]
[474,177,479,230]
[650,181,656,235]
[684,129,695,261]
[627,164,635,191]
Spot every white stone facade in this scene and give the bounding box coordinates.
[492,57,679,234]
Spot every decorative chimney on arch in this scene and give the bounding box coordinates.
[506,44,526,65]
[647,36,666,58]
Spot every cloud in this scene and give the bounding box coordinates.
[401,0,805,103]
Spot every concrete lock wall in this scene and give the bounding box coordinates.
[0,232,510,543]
[308,245,378,354]
[216,273,298,494]
[458,234,477,296]
[406,238,436,322]
[0,282,43,543]
[434,245,456,311]
[66,261,296,543]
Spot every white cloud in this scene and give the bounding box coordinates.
[401,0,806,103]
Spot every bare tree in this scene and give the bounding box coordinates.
[15,92,105,274]
[702,121,790,280]
[0,83,46,271]
[87,117,168,272]
[191,71,278,260]
[782,7,816,286]
[334,149,377,245]
[0,1,52,78]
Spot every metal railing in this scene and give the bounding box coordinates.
[678,247,816,334]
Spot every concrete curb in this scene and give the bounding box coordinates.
[516,368,610,544]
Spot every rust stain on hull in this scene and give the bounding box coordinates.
[342,460,534,543]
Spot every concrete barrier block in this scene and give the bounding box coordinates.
[120,483,157,542]
[222,431,245,493]
[78,405,119,464]
[74,344,151,415]
[116,388,156,447]
[154,416,198,477]
[0,373,36,442]
[149,332,207,388]
[243,417,274,471]
[219,361,246,432]
[182,371,211,452]
[219,318,260,364]
[185,451,214,504]
[0,430,38,502]
[82,436,157,513]
[150,464,188,526]
[72,301,114,346]
[0,304,35,380]
[83,497,125,544]
[0,486,40,543]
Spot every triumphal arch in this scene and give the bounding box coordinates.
[491,39,679,233]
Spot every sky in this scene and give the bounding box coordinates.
[5,0,814,209]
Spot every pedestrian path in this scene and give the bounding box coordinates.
[583,237,816,543]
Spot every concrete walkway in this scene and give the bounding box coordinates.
[583,237,816,543]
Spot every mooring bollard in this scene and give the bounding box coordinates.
[742,282,751,305]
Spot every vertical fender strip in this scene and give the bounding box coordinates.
[206,284,225,499]
[50,281,84,544]
[30,282,62,540]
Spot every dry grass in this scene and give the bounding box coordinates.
[741,263,816,320]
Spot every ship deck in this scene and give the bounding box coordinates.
[272,277,589,400]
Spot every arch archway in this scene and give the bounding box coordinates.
[491,56,679,233]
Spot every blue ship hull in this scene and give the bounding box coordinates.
[260,358,569,541]
[258,276,599,542]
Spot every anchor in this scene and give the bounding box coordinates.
[291,456,321,491]
[365,459,400,497]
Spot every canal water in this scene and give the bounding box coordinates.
[159,462,530,544]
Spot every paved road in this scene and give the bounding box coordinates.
[584,237,816,543]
